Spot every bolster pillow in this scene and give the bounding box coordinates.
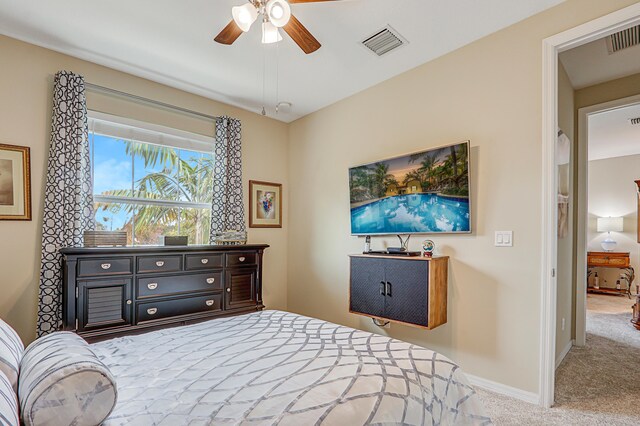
[0,371,19,426]
[18,332,117,426]
[0,319,24,392]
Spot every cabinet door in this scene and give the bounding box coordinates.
[350,257,385,318]
[225,268,256,310]
[383,259,428,327]
[77,278,132,332]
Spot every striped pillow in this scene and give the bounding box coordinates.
[19,332,117,426]
[0,319,24,392]
[0,370,19,426]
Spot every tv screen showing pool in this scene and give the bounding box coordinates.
[349,141,471,235]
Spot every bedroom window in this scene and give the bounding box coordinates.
[89,113,214,246]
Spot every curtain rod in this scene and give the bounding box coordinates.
[84,82,220,122]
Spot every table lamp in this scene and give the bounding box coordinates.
[597,216,623,251]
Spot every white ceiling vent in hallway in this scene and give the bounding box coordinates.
[629,117,640,125]
[361,26,408,57]
[606,25,640,54]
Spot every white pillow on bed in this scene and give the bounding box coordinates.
[18,332,118,426]
[0,370,19,426]
[0,319,24,392]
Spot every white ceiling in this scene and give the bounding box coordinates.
[560,35,640,89]
[589,103,640,161]
[0,0,564,122]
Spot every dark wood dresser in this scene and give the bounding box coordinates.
[349,254,448,330]
[61,244,268,341]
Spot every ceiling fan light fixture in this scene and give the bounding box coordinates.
[266,0,291,28]
[262,21,283,44]
[232,3,258,32]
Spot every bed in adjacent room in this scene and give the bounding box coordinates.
[91,310,490,425]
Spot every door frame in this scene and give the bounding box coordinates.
[541,2,640,408]
[574,94,640,347]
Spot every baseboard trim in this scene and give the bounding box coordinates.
[555,339,574,369]
[467,374,540,405]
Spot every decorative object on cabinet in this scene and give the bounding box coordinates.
[0,143,31,220]
[60,244,268,342]
[349,254,448,329]
[211,230,248,245]
[83,231,127,247]
[597,217,623,251]
[249,180,282,228]
[159,235,188,246]
[422,239,435,257]
[586,251,634,298]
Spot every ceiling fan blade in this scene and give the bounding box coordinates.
[283,15,321,54]
[214,20,243,45]
[289,0,340,3]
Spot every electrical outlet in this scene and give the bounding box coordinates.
[561,318,565,331]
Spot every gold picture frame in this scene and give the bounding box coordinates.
[0,143,31,220]
[249,180,282,228]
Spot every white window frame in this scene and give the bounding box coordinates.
[88,111,215,243]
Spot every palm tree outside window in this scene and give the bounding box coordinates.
[89,115,214,246]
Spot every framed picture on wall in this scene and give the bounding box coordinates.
[249,180,282,228]
[0,143,31,220]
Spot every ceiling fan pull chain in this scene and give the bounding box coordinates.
[262,41,267,116]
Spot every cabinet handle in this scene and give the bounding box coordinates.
[201,258,209,264]
[380,281,386,296]
[386,282,392,297]
[101,263,111,270]
[155,261,165,267]
[239,256,246,262]
[147,308,157,315]
[205,300,215,307]
[206,278,215,284]
[147,283,158,290]
[126,300,132,305]
[226,288,231,293]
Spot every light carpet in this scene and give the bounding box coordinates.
[477,294,640,425]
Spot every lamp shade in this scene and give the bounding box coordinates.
[266,0,291,28]
[232,3,258,32]
[597,217,623,233]
[261,21,282,44]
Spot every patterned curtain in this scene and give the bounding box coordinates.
[209,116,245,240]
[37,71,94,337]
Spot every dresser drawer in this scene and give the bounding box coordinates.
[136,294,222,323]
[226,252,257,267]
[185,253,223,270]
[78,257,133,277]
[137,255,182,274]
[137,272,223,299]
[587,254,630,267]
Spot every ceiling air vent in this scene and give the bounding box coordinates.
[629,117,640,125]
[362,26,407,57]
[607,25,640,54]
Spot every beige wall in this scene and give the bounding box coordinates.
[0,35,289,344]
[587,155,640,287]
[556,62,575,361]
[287,0,639,394]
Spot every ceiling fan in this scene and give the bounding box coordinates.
[214,0,340,54]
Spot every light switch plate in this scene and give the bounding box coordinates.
[495,231,513,247]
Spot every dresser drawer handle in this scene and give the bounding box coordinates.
[238,257,246,262]
[226,288,231,293]
[147,283,158,290]
[206,278,215,284]
[155,261,165,267]
[101,263,111,270]
[201,258,209,264]
[147,308,157,315]
[205,300,215,307]
[126,300,132,305]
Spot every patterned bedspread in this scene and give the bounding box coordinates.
[92,310,491,425]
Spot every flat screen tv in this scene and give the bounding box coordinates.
[349,141,471,235]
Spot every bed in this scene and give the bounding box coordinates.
[91,310,490,425]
